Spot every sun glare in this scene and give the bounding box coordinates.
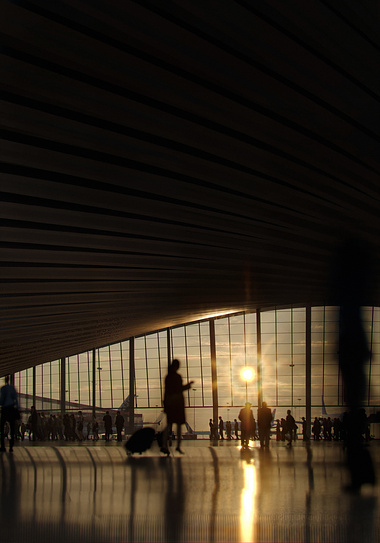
[241,367,255,382]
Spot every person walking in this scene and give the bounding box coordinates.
[257,401,272,448]
[209,419,213,440]
[226,420,232,440]
[92,416,99,441]
[285,409,297,446]
[234,418,239,440]
[103,411,113,441]
[218,416,224,440]
[238,402,255,448]
[0,375,20,453]
[115,411,125,442]
[312,417,321,441]
[276,419,282,441]
[161,359,194,455]
[76,411,84,441]
[301,417,308,441]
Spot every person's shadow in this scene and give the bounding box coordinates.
[164,457,185,542]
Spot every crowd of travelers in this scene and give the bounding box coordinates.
[209,405,373,448]
[211,405,299,448]
[0,406,126,443]
[310,410,371,442]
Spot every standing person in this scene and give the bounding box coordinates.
[301,417,308,441]
[238,402,255,448]
[209,419,213,440]
[312,417,321,440]
[285,409,296,446]
[115,411,125,442]
[20,420,26,441]
[218,416,224,440]
[92,415,99,441]
[234,419,239,440]
[0,375,20,453]
[276,419,282,441]
[76,411,84,441]
[63,413,71,440]
[86,418,91,440]
[257,401,272,449]
[103,411,113,441]
[226,420,232,440]
[161,359,194,455]
[55,414,64,440]
[69,413,76,440]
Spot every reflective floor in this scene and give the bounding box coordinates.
[0,439,378,543]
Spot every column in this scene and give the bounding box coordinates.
[60,358,66,416]
[209,319,218,427]
[256,309,262,408]
[92,349,96,417]
[32,366,36,408]
[167,328,171,368]
[306,306,312,439]
[128,337,135,434]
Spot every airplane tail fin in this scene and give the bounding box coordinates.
[321,395,328,416]
[185,422,194,434]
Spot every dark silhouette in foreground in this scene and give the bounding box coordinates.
[0,376,20,453]
[162,359,194,455]
[257,401,272,448]
[238,402,255,448]
[332,237,376,492]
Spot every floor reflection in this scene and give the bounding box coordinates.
[240,452,257,542]
[0,441,378,542]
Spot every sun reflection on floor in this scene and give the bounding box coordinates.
[240,456,257,543]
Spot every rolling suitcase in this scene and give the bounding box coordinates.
[125,427,156,455]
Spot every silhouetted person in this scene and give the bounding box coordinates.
[63,413,71,440]
[226,420,232,440]
[76,411,84,441]
[162,359,194,455]
[302,417,308,441]
[257,401,272,448]
[103,411,113,441]
[86,418,91,440]
[0,376,20,453]
[218,416,224,440]
[115,411,124,441]
[238,402,255,448]
[20,421,26,441]
[212,419,218,440]
[30,405,40,440]
[332,237,375,491]
[70,413,76,440]
[326,417,333,440]
[285,409,296,446]
[209,418,214,440]
[276,419,282,441]
[312,417,321,440]
[92,416,99,440]
[234,418,239,440]
[333,417,341,441]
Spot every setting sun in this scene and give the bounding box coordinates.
[241,367,255,382]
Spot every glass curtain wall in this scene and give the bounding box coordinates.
[14,307,380,427]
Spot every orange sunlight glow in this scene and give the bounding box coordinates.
[241,367,255,382]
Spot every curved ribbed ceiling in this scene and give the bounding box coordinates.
[1,0,380,375]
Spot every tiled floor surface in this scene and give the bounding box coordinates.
[0,438,378,542]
